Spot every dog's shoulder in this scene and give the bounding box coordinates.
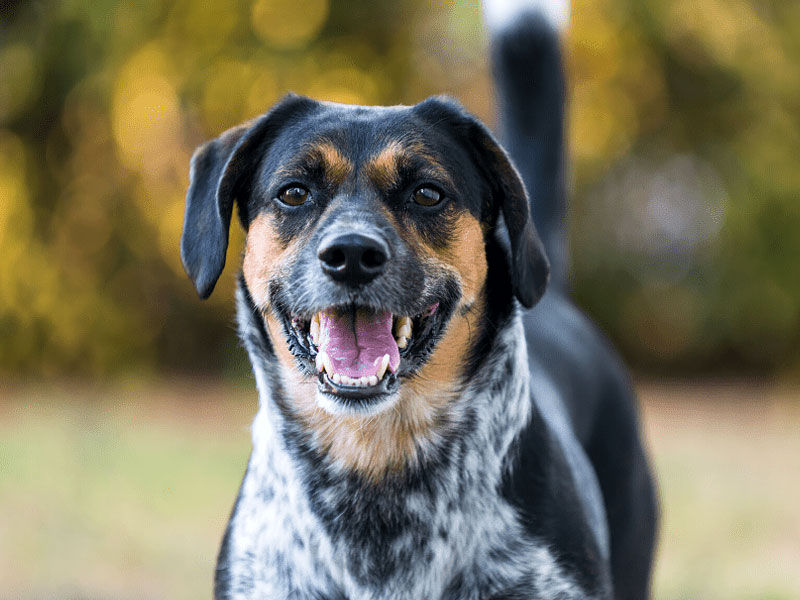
[499,361,613,597]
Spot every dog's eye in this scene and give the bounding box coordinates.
[412,186,443,207]
[277,186,310,207]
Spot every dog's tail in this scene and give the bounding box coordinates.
[483,0,570,292]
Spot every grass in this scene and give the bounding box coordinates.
[1,379,798,599]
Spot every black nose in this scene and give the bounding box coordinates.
[318,233,389,286]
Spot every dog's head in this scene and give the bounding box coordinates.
[181,95,548,469]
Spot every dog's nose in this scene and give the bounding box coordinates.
[318,233,389,285]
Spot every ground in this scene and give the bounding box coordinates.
[1,380,798,600]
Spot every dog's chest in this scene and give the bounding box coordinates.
[220,320,581,600]
[225,419,535,600]
[228,454,519,599]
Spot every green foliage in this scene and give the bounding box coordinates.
[0,0,797,376]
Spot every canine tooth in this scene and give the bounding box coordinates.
[315,351,326,373]
[367,375,378,386]
[376,354,390,379]
[394,316,412,346]
[322,353,334,376]
[394,316,412,336]
[310,314,320,343]
[332,373,341,384]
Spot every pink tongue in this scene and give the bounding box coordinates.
[317,309,401,378]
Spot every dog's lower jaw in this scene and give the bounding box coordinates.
[315,388,400,418]
[223,286,593,600]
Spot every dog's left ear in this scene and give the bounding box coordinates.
[181,94,317,298]
[414,96,550,308]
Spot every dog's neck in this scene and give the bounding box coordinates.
[231,280,538,593]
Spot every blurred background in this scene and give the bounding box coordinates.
[1,0,798,598]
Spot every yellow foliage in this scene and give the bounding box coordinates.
[0,0,798,375]
[0,44,38,124]
[251,0,329,50]
[112,44,182,177]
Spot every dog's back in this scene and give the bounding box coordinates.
[488,4,659,598]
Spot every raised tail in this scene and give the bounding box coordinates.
[484,0,570,292]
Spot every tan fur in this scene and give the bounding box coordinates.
[365,140,405,189]
[242,212,302,308]
[365,140,454,191]
[407,213,488,391]
[290,381,456,480]
[273,140,353,188]
[313,141,352,186]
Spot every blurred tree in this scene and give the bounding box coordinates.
[0,0,798,379]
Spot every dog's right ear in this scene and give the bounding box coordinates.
[181,94,317,299]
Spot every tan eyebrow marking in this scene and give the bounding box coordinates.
[274,140,353,187]
[312,141,352,185]
[365,140,454,190]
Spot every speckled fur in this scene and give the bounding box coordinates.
[217,283,593,600]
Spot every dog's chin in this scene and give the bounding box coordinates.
[315,387,400,417]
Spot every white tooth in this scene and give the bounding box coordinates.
[368,375,378,386]
[342,375,352,386]
[397,336,408,349]
[322,353,334,377]
[376,354,390,379]
[315,351,326,373]
[394,316,411,336]
[332,373,341,384]
[310,315,320,344]
[398,323,411,339]
[358,376,367,386]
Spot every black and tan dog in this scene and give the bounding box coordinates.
[180,3,657,599]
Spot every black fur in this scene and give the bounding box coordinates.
[498,15,659,600]
[414,97,550,307]
[181,95,318,298]
[493,14,568,290]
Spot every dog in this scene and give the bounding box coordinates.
[179,2,658,598]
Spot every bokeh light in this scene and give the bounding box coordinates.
[0,0,797,378]
[251,0,330,50]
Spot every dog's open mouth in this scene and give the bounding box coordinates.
[279,302,445,407]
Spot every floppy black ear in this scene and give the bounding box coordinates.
[414,96,550,308]
[181,94,317,298]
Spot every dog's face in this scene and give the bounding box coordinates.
[181,95,548,474]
